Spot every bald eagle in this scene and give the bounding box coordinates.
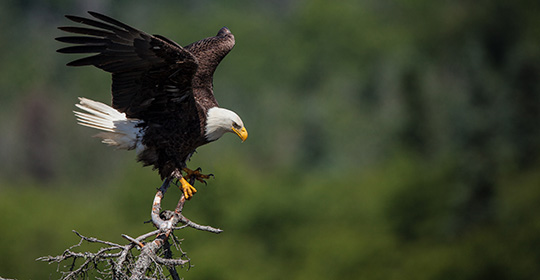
[57,11,248,199]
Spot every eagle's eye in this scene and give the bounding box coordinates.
[232,122,241,130]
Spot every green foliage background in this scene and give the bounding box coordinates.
[1,0,540,279]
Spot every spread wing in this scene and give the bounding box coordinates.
[56,11,199,121]
[184,27,235,107]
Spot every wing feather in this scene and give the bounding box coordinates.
[56,11,199,121]
[58,26,115,38]
[57,45,108,54]
[184,27,235,107]
[87,11,142,34]
[55,36,108,44]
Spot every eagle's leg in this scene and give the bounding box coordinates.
[182,167,214,185]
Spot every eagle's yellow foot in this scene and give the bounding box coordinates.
[178,177,197,200]
[182,167,214,185]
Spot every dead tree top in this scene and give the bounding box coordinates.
[38,177,222,280]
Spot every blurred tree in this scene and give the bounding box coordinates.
[1,0,540,279]
[18,91,58,182]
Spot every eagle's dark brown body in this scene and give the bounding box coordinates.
[57,12,236,179]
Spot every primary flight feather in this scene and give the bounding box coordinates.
[57,11,248,199]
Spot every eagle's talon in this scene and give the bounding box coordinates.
[182,167,214,185]
[179,177,197,200]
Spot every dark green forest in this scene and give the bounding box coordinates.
[1,0,540,279]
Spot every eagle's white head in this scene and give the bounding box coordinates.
[205,107,248,142]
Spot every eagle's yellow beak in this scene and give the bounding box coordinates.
[232,126,248,142]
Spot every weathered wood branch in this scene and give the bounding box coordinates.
[38,176,222,279]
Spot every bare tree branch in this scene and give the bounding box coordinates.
[38,175,222,279]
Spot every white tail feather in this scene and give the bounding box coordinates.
[74,97,143,151]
